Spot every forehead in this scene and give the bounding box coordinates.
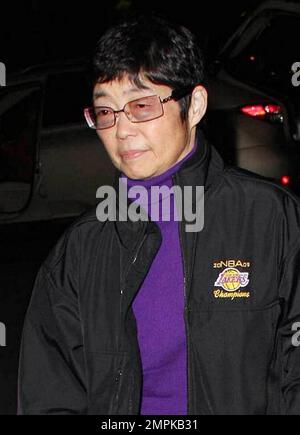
[93,75,171,102]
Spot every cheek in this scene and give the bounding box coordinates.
[145,111,182,145]
[97,132,119,160]
[148,112,187,154]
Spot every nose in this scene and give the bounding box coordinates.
[115,110,136,140]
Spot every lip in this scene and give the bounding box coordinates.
[119,150,148,160]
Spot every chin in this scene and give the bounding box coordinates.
[127,172,149,180]
[123,166,155,180]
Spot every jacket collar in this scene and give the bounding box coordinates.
[113,129,224,249]
[174,128,224,193]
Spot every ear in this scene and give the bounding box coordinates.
[188,85,208,128]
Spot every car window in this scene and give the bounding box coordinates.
[225,14,300,97]
[42,70,92,128]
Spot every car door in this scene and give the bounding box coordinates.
[0,81,75,415]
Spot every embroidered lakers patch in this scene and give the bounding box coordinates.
[212,260,251,300]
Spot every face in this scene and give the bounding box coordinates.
[92,75,198,180]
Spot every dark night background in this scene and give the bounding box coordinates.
[1,0,264,73]
[1,0,291,416]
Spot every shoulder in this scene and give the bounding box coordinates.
[221,165,300,210]
[43,205,108,273]
[220,166,300,253]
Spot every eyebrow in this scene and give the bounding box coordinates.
[93,85,153,101]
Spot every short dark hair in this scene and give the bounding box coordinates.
[92,15,205,122]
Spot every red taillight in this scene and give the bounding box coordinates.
[240,104,283,123]
[281,176,291,186]
[265,105,282,114]
[241,105,266,117]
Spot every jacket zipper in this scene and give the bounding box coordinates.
[179,212,191,415]
[117,231,148,351]
[173,173,191,415]
[116,230,148,412]
[112,367,123,413]
[128,370,135,414]
[132,231,148,265]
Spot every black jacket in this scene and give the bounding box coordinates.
[17,134,300,415]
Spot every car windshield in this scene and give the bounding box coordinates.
[225,13,300,98]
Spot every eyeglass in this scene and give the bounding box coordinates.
[84,86,194,130]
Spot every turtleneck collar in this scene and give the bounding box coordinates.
[119,140,198,219]
[112,129,225,250]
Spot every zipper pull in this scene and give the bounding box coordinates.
[115,369,123,382]
[132,232,148,265]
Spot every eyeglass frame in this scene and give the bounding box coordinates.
[84,85,196,130]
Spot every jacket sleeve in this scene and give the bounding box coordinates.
[279,238,300,415]
[17,228,88,415]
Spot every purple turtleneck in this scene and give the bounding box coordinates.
[120,143,197,415]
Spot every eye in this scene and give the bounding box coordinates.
[96,108,111,117]
[133,101,153,110]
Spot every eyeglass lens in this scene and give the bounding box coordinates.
[87,95,164,129]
